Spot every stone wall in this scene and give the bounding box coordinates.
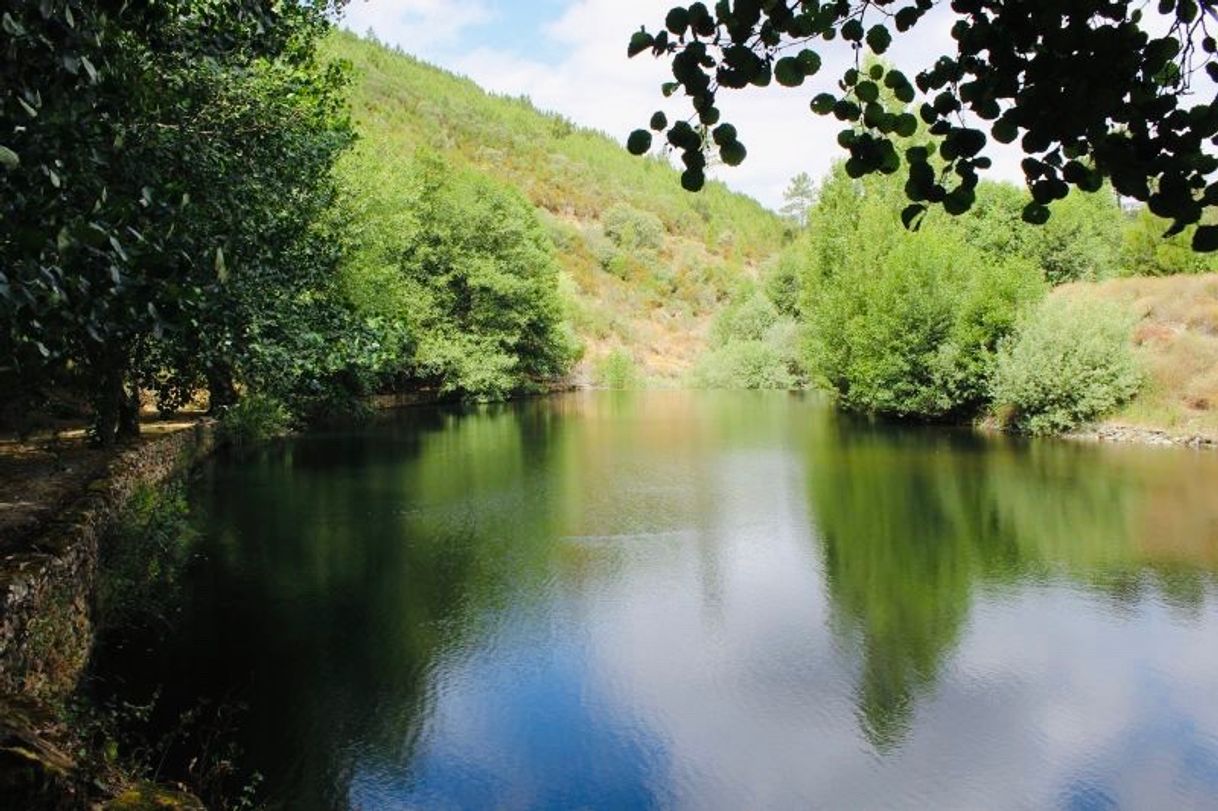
[0,422,215,704]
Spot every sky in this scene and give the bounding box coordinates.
[340,0,1026,210]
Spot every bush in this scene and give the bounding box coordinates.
[98,483,196,633]
[693,284,804,389]
[991,297,1142,434]
[711,288,781,344]
[763,256,803,318]
[804,232,1043,419]
[693,340,797,389]
[218,393,292,445]
[602,203,664,252]
[596,348,640,389]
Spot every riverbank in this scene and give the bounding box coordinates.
[0,382,586,807]
[1067,421,1218,450]
[0,420,215,808]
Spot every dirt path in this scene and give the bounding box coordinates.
[0,419,205,553]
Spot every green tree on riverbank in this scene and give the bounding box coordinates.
[337,150,579,398]
[0,0,352,443]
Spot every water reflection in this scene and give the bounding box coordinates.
[809,414,1218,751]
[97,392,1218,809]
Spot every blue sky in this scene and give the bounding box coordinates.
[340,0,1024,210]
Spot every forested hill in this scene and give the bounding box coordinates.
[324,31,786,382]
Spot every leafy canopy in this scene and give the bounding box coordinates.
[337,150,579,399]
[794,162,1045,418]
[1,0,353,441]
[627,1,1218,251]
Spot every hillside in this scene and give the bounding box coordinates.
[1058,274,1218,439]
[323,31,787,382]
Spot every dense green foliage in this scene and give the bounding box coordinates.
[218,393,294,446]
[5,22,629,438]
[961,182,1125,285]
[793,165,1044,418]
[629,2,1218,249]
[1,0,354,442]
[338,151,579,399]
[991,297,1142,435]
[771,148,1198,430]
[325,31,784,380]
[693,283,802,389]
[1121,209,1218,276]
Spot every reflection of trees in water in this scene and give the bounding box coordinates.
[142,400,579,809]
[809,422,981,749]
[806,415,1218,751]
[106,394,1218,802]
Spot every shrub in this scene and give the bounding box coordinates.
[585,228,619,271]
[695,282,807,389]
[596,348,640,389]
[693,340,796,389]
[991,297,1142,434]
[804,232,1043,419]
[711,288,781,344]
[218,393,292,445]
[763,256,803,318]
[602,203,664,252]
[98,483,196,633]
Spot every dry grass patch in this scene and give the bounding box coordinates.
[1064,273,1218,437]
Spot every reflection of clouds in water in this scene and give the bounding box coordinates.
[580,446,1218,810]
[347,607,671,810]
[339,397,1218,810]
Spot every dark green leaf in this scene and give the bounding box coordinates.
[1193,225,1218,252]
[720,140,747,166]
[901,203,927,230]
[866,25,892,54]
[627,129,653,155]
[775,57,804,87]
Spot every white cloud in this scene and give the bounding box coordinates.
[342,0,494,59]
[343,0,1025,209]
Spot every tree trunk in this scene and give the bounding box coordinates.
[90,364,122,447]
[116,375,141,441]
[207,365,238,414]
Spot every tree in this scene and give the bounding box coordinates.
[626,1,1218,251]
[960,182,1125,284]
[1121,207,1218,275]
[338,150,579,399]
[1,1,351,443]
[780,171,818,226]
[797,163,1044,419]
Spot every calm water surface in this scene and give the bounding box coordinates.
[120,392,1218,809]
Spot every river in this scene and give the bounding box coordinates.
[96,391,1218,809]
